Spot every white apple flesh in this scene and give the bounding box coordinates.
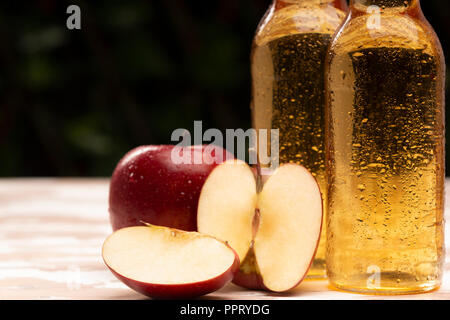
[102,225,240,299]
[197,160,323,292]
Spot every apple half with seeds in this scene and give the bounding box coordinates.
[197,160,322,292]
[102,225,240,299]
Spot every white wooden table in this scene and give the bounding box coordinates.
[0,178,448,300]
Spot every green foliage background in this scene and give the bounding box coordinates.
[0,0,448,176]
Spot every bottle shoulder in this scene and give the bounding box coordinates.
[328,12,444,61]
[254,4,347,47]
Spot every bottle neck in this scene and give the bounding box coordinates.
[349,0,423,18]
[275,0,348,10]
[351,0,417,7]
[276,0,335,3]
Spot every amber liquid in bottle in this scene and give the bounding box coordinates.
[251,0,348,278]
[326,0,445,293]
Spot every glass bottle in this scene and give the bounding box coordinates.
[251,0,348,278]
[326,0,445,293]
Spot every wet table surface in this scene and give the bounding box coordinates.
[0,178,449,300]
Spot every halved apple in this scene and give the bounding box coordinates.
[102,225,240,299]
[197,160,322,292]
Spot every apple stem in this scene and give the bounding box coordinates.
[140,221,152,227]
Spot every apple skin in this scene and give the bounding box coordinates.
[104,247,240,299]
[109,145,232,231]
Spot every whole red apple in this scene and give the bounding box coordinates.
[109,145,231,231]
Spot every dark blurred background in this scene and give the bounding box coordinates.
[0,0,448,177]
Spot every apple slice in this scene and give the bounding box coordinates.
[102,225,240,299]
[197,160,322,292]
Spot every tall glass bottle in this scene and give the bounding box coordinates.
[251,0,348,278]
[326,0,445,293]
